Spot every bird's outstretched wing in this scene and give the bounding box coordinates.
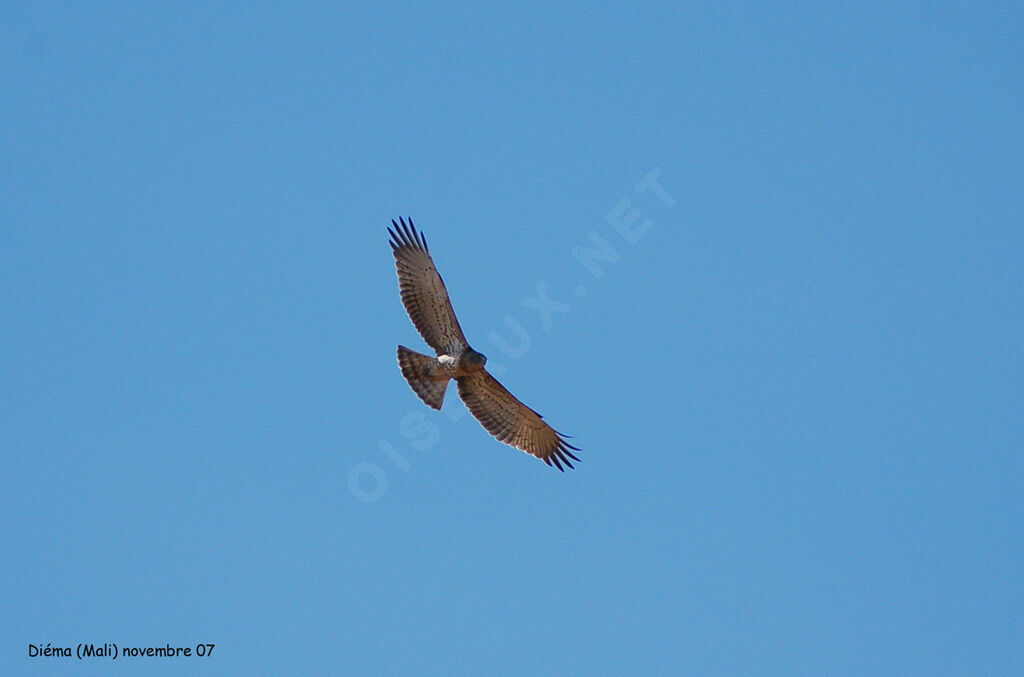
[389,217,468,355]
[456,370,581,471]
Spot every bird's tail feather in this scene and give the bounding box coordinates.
[397,346,448,410]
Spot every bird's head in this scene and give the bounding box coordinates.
[465,350,487,368]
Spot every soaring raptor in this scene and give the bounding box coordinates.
[389,218,580,471]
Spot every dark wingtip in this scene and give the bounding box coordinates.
[389,215,430,251]
[552,432,581,469]
[389,217,427,253]
[555,430,581,459]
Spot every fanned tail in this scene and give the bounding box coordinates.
[397,345,449,410]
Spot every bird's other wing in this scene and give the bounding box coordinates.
[456,370,581,471]
[389,217,469,355]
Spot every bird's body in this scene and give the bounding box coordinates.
[396,344,485,410]
[389,218,580,470]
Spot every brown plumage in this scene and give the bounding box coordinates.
[389,217,580,471]
[389,220,467,355]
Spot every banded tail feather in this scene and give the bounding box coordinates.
[397,345,449,410]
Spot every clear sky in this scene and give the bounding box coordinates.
[2,1,1022,674]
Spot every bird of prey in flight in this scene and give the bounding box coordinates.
[389,217,580,471]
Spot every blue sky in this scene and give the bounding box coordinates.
[2,1,1022,674]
